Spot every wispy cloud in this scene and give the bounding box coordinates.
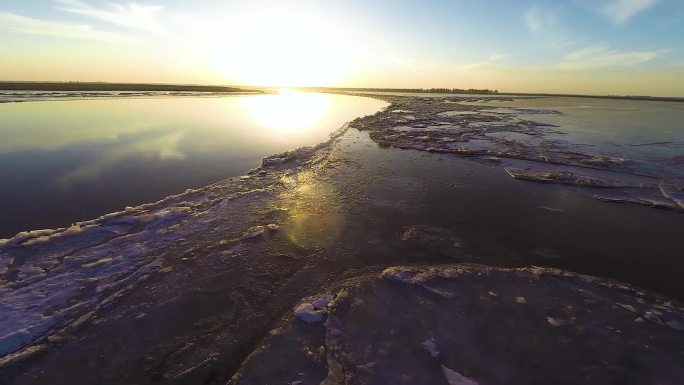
[459,53,509,70]
[523,5,579,49]
[54,0,165,33]
[0,11,128,42]
[602,0,660,25]
[559,44,668,69]
[524,5,561,34]
[488,53,508,62]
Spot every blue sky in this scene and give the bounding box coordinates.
[1,0,683,95]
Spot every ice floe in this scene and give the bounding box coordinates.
[347,94,684,212]
[232,264,684,384]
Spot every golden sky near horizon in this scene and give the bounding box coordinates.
[1,1,683,96]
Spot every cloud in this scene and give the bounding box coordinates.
[524,5,561,34]
[0,11,128,42]
[523,6,580,50]
[488,53,507,62]
[559,44,668,69]
[602,0,659,25]
[459,54,508,70]
[54,0,165,33]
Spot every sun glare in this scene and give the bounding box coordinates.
[212,11,351,87]
[237,90,331,132]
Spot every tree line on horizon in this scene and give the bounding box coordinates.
[0,81,247,93]
[331,87,499,94]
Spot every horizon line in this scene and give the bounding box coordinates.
[1,80,683,101]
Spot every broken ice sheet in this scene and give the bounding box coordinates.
[351,94,684,212]
[232,264,684,384]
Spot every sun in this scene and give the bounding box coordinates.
[212,11,351,87]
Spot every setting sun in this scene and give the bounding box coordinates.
[212,11,351,87]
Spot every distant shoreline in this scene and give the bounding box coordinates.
[0,82,258,93]
[1,82,682,102]
[497,92,684,103]
[308,87,684,103]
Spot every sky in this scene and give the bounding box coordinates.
[1,0,683,96]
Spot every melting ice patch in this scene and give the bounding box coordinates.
[0,202,201,363]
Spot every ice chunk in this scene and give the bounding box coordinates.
[294,294,335,323]
[441,365,479,385]
[294,303,324,324]
[505,168,610,188]
[422,338,440,358]
[312,294,335,310]
[546,317,564,327]
[659,181,684,210]
[381,266,417,284]
[617,303,637,313]
[81,257,113,269]
[241,226,266,240]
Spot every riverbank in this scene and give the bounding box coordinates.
[1,93,683,384]
[0,82,257,93]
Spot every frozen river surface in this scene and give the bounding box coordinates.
[1,93,683,385]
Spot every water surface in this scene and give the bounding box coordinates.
[478,96,684,179]
[0,92,387,237]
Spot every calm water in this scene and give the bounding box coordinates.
[0,92,387,237]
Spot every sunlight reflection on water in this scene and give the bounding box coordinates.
[277,170,345,249]
[0,93,386,237]
[237,90,332,132]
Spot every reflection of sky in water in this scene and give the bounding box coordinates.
[482,97,684,161]
[468,96,684,183]
[0,93,387,237]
